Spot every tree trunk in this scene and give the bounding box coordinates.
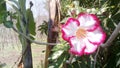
[22,40,33,68]
[18,39,33,68]
[44,0,60,68]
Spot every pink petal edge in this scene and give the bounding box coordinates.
[69,47,85,56]
[61,18,80,41]
[77,12,100,31]
[68,37,85,56]
[87,27,106,45]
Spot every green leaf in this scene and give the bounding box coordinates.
[0,15,5,24]
[52,41,69,51]
[61,17,68,24]
[9,0,19,8]
[0,0,6,24]
[18,0,26,11]
[0,0,6,15]
[3,21,13,28]
[26,9,36,35]
[38,21,48,35]
[48,52,67,68]
[11,4,20,15]
[72,61,81,68]
[50,50,64,60]
[16,18,20,30]
[117,58,120,67]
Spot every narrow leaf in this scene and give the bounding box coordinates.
[26,9,36,35]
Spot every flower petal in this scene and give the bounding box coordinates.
[77,13,100,31]
[86,27,106,45]
[62,18,80,41]
[69,37,85,56]
[84,39,98,55]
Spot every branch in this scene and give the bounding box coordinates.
[12,27,59,45]
[101,22,120,48]
[94,46,100,68]
[66,54,74,64]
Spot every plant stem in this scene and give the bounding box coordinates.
[101,22,120,48]
[66,54,74,64]
[94,46,100,68]
[12,27,59,45]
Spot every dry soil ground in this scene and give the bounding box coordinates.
[0,44,46,68]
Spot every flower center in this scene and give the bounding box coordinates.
[76,28,86,39]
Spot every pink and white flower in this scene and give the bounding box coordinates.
[61,12,106,56]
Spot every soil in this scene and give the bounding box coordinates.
[0,44,46,68]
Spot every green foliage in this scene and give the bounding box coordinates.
[0,2,15,28]
[0,0,6,24]
[3,21,13,28]
[117,52,120,67]
[0,0,6,15]
[66,55,94,68]
[0,14,7,24]
[48,52,68,68]
[38,21,48,35]
[26,9,36,36]
[48,39,69,68]
[16,16,21,31]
